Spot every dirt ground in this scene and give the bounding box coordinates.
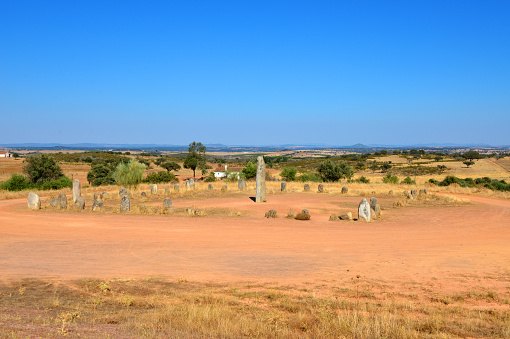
[1,192,509,294]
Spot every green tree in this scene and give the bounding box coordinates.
[161,161,181,172]
[369,164,380,173]
[241,162,257,179]
[317,160,354,182]
[23,154,64,184]
[183,141,207,178]
[463,160,475,168]
[380,163,391,173]
[87,162,116,186]
[382,174,399,184]
[112,159,146,188]
[401,176,416,185]
[462,151,481,161]
[280,166,297,181]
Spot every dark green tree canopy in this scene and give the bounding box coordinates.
[161,161,181,172]
[317,160,354,182]
[183,142,207,178]
[241,162,257,179]
[23,154,64,184]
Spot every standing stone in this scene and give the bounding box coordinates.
[75,197,85,209]
[374,204,382,217]
[255,156,266,203]
[72,179,81,203]
[369,197,378,211]
[423,189,428,194]
[121,195,130,212]
[304,184,310,192]
[141,192,147,197]
[370,208,377,220]
[403,190,408,196]
[174,184,180,192]
[27,192,41,210]
[165,187,170,195]
[50,198,59,207]
[208,184,213,190]
[329,214,340,221]
[388,190,394,195]
[102,191,108,199]
[281,182,286,192]
[119,187,129,197]
[411,189,418,199]
[184,180,190,189]
[419,189,424,196]
[221,185,227,191]
[151,184,158,195]
[318,184,324,193]
[238,179,247,191]
[58,193,67,209]
[358,198,371,222]
[341,186,348,194]
[189,178,195,189]
[92,199,103,211]
[163,198,173,211]
[93,192,102,200]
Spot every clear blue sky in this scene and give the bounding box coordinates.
[1,1,509,146]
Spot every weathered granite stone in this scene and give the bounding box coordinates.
[423,189,428,194]
[411,189,418,199]
[121,195,130,212]
[189,178,195,189]
[119,187,129,197]
[75,196,85,209]
[102,191,108,199]
[341,186,348,194]
[419,189,424,196]
[370,197,378,211]
[163,198,173,211]
[304,184,310,192]
[238,179,247,191]
[141,192,147,197]
[403,190,409,196]
[150,184,158,195]
[58,193,67,209]
[208,184,213,190]
[358,198,371,222]
[281,182,287,192]
[302,209,309,214]
[329,214,339,221]
[92,199,103,211]
[370,208,377,220]
[255,156,266,202]
[318,184,324,193]
[184,180,190,189]
[50,198,59,207]
[221,185,227,191]
[265,209,277,218]
[339,212,353,220]
[27,192,41,210]
[374,204,381,217]
[174,184,180,192]
[72,179,81,203]
[93,192,102,200]
[388,190,394,195]
[286,211,295,218]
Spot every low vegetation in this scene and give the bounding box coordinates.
[429,175,510,191]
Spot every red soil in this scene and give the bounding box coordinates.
[0,193,509,292]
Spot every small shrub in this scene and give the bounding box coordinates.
[351,176,370,184]
[39,176,72,190]
[0,174,34,191]
[241,162,257,180]
[401,176,416,185]
[145,171,178,184]
[204,172,216,182]
[382,174,399,184]
[299,173,322,182]
[280,167,297,181]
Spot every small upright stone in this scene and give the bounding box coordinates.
[265,209,277,218]
[304,184,310,192]
[342,186,348,194]
[174,184,180,192]
[238,179,247,191]
[369,197,378,211]
[388,190,394,195]
[75,196,85,209]
[419,189,424,196]
[208,184,213,190]
[119,187,129,197]
[221,185,227,191]
[403,190,409,196]
[121,195,130,212]
[423,189,428,194]
[50,198,59,207]
[318,184,324,193]
[102,191,108,199]
[72,179,81,203]
[329,214,340,221]
[255,156,266,203]
[141,192,147,197]
[150,184,158,195]
[27,192,41,210]
[281,182,287,192]
[189,178,195,189]
[358,198,371,222]
[93,192,102,200]
[411,189,418,199]
[374,204,382,217]
[92,199,103,211]
[58,193,67,209]
[163,198,173,211]
[165,187,170,195]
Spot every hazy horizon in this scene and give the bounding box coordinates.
[1,1,509,145]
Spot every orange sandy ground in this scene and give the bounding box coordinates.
[0,192,509,297]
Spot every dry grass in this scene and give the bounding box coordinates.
[0,277,508,338]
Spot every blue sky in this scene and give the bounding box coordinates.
[1,1,509,146]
